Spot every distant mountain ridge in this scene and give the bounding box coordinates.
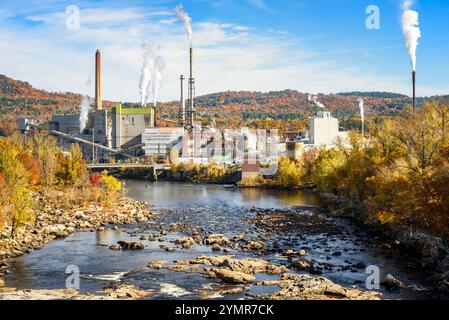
[336,91,409,99]
[0,75,112,134]
[1,74,448,134]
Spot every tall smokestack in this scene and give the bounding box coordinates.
[187,47,195,128]
[95,50,102,111]
[412,71,416,113]
[190,47,193,80]
[180,75,186,127]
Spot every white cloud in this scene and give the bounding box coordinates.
[0,4,444,106]
[26,7,171,26]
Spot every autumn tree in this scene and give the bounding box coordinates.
[57,144,87,186]
[28,135,60,186]
[394,106,443,173]
[276,157,302,188]
[0,139,34,237]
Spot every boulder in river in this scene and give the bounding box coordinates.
[292,260,312,270]
[214,268,256,284]
[204,234,230,246]
[243,241,265,251]
[116,241,145,250]
[174,237,195,249]
[159,245,176,252]
[283,249,307,257]
[109,244,122,251]
[259,273,382,300]
[383,274,406,290]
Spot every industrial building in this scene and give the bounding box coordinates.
[18,45,348,175]
[142,127,184,157]
[112,104,154,150]
[308,111,348,147]
[20,49,156,161]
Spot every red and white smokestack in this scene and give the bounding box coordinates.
[95,50,102,111]
[412,71,416,113]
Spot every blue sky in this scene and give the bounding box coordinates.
[0,0,448,102]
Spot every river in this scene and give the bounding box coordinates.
[4,181,437,300]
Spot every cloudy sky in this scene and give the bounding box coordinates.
[0,0,448,103]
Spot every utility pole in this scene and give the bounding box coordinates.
[92,129,95,163]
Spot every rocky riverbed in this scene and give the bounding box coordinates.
[0,192,160,295]
[2,182,448,300]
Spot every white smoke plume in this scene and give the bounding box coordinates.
[309,95,325,110]
[79,77,92,133]
[152,55,166,108]
[358,98,365,124]
[79,96,91,133]
[139,41,156,107]
[138,41,166,108]
[401,1,421,71]
[174,4,193,47]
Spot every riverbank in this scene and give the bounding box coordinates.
[0,191,157,289]
[319,193,449,292]
[2,181,447,300]
[0,188,384,300]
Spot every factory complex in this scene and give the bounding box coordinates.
[19,48,349,177]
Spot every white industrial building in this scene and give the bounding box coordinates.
[142,127,185,157]
[308,111,348,147]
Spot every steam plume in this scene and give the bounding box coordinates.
[401,1,421,71]
[139,41,156,107]
[309,95,325,110]
[79,77,92,133]
[174,4,193,47]
[358,98,365,124]
[358,98,365,136]
[152,55,166,108]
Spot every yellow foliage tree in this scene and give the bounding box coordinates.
[57,144,87,186]
[0,139,35,237]
[276,157,302,188]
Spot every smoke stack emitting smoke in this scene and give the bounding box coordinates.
[308,94,325,110]
[152,56,166,108]
[139,41,154,107]
[175,4,195,128]
[358,98,365,136]
[401,1,421,112]
[139,41,165,108]
[79,96,92,133]
[401,1,421,71]
[80,77,92,133]
[175,4,193,48]
[79,77,92,133]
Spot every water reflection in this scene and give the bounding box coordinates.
[125,181,321,210]
[4,182,435,300]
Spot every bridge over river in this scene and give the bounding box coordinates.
[87,163,171,170]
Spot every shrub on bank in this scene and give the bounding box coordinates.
[0,135,124,237]
[305,101,449,240]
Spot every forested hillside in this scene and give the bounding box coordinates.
[1,74,448,135]
[0,75,115,135]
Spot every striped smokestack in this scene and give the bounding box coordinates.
[95,50,102,111]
